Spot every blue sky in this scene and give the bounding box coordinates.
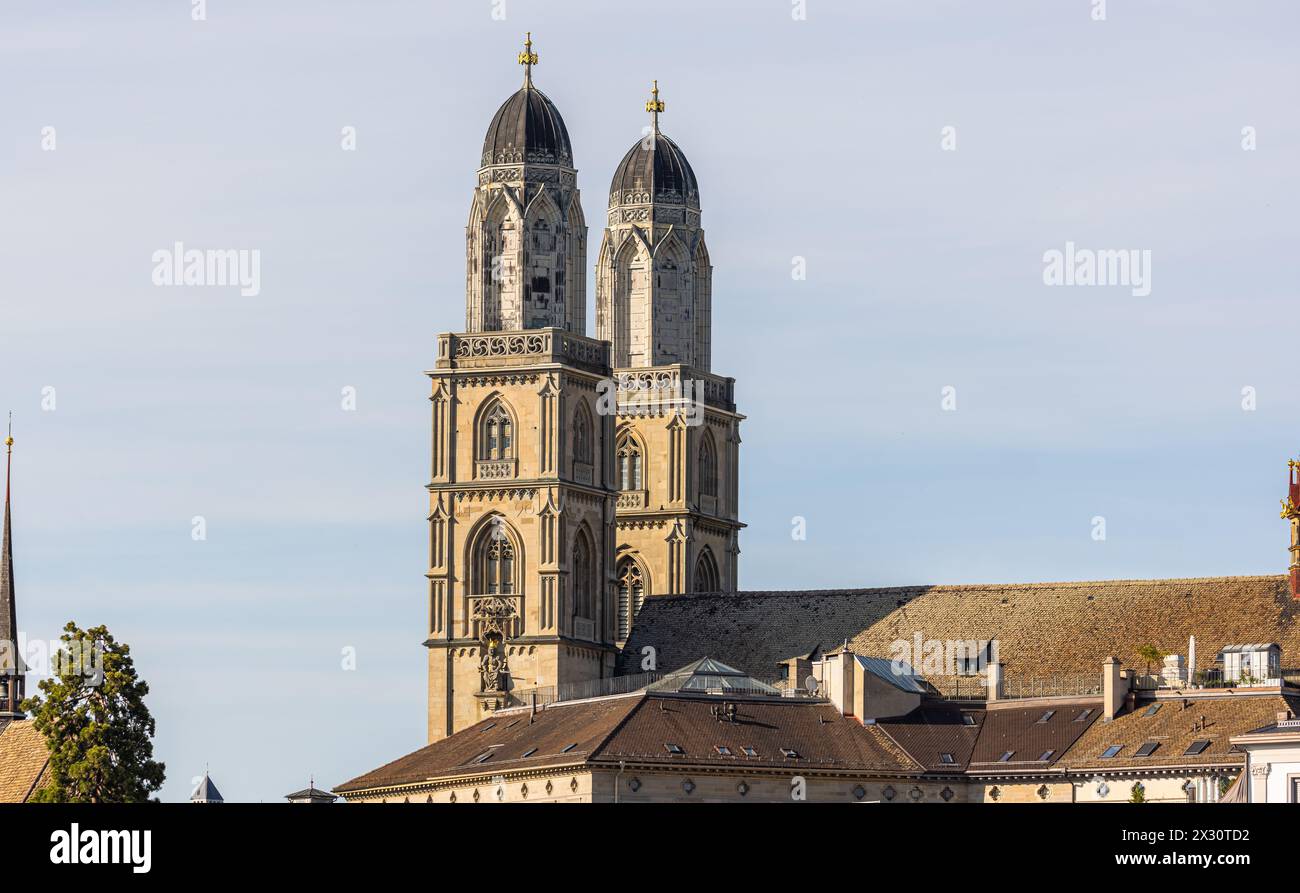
[1,1,1296,802]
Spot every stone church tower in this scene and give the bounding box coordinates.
[425,37,619,742]
[465,34,586,334]
[597,84,744,642]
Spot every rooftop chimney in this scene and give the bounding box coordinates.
[1284,459,1300,599]
[1103,657,1130,721]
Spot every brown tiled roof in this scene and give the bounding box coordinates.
[1059,692,1300,773]
[335,695,641,793]
[338,692,920,794]
[622,576,1300,680]
[967,702,1100,771]
[0,719,50,802]
[873,702,984,771]
[593,695,918,774]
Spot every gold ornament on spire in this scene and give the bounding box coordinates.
[1283,457,1300,520]
[518,32,538,85]
[645,80,665,133]
[4,412,10,453]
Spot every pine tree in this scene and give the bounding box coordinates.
[22,622,165,802]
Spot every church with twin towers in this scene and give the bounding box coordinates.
[425,36,743,740]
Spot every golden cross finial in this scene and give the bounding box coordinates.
[518,32,538,85]
[645,79,665,133]
[4,412,11,452]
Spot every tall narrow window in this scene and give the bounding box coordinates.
[617,435,643,490]
[572,402,592,474]
[617,558,645,641]
[480,403,514,461]
[572,531,593,620]
[694,548,721,594]
[476,523,516,595]
[698,434,717,498]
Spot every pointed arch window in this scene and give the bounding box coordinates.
[480,402,515,461]
[572,530,594,621]
[572,401,593,473]
[617,558,645,641]
[694,548,721,594]
[698,434,717,499]
[475,521,516,596]
[617,434,643,491]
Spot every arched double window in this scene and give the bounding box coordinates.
[572,530,594,620]
[697,433,717,499]
[474,520,516,595]
[616,557,646,641]
[694,548,721,594]
[480,401,514,461]
[617,434,643,491]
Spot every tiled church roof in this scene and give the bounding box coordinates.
[620,576,1300,680]
[0,720,50,802]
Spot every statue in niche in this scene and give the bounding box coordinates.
[479,632,508,693]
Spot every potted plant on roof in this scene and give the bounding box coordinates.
[1137,644,1166,687]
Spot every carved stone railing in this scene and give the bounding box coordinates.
[475,459,516,481]
[615,365,735,413]
[617,489,647,510]
[436,328,610,374]
[467,595,523,641]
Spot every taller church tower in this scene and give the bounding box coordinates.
[425,36,619,742]
[598,84,744,641]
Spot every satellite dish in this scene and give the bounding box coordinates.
[804,675,820,693]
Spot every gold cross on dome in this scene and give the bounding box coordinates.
[645,80,665,132]
[518,32,538,84]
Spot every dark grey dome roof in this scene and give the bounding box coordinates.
[610,132,699,207]
[481,85,573,167]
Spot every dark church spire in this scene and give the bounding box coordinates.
[0,414,26,717]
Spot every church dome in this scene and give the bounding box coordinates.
[609,132,699,208]
[481,85,573,168]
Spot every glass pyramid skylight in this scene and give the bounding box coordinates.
[646,657,780,695]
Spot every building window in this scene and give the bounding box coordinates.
[694,548,721,594]
[480,402,514,461]
[698,434,717,498]
[616,558,645,641]
[572,402,593,470]
[617,435,642,490]
[572,530,594,620]
[475,522,516,595]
